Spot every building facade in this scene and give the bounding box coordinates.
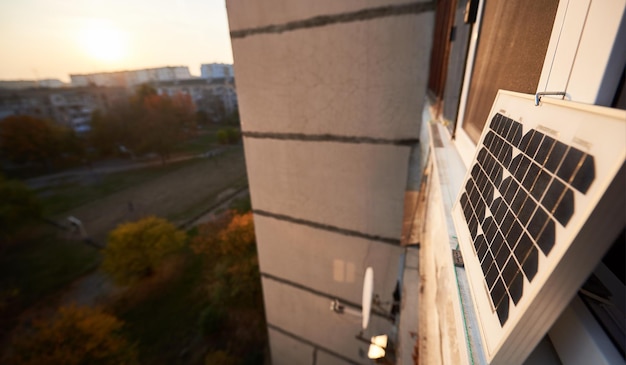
[0,86,127,132]
[70,66,191,89]
[228,0,625,364]
[152,77,238,117]
[227,1,435,364]
[200,63,234,80]
[0,79,65,89]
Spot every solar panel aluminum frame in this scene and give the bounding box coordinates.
[451,90,626,364]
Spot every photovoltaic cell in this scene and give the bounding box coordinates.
[459,113,595,326]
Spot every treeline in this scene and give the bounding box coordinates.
[5,210,264,365]
[0,84,241,173]
[90,84,195,164]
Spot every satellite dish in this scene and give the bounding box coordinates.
[362,267,374,329]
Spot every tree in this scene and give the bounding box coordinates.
[192,212,260,304]
[0,175,42,243]
[102,216,186,285]
[216,128,240,145]
[139,93,196,163]
[0,115,59,167]
[8,305,137,365]
[90,103,143,158]
[89,86,196,163]
[204,350,238,365]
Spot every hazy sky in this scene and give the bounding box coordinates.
[0,0,233,82]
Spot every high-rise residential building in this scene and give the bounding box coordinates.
[200,63,234,80]
[0,86,127,132]
[70,66,191,89]
[227,1,625,365]
[151,77,238,116]
[0,79,65,89]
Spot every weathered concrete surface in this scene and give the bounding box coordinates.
[231,15,432,139]
[244,139,410,239]
[227,0,432,32]
[254,215,403,305]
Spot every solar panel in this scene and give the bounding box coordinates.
[452,90,626,364]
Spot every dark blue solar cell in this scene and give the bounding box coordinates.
[530,170,551,201]
[514,156,532,183]
[521,246,538,281]
[489,114,500,130]
[514,233,533,264]
[522,163,541,191]
[542,178,566,212]
[504,180,519,204]
[508,272,524,305]
[519,130,534,151]
[518,198,537,226]
[557,147,584,183]
[475,235,488,261]
[527,207,549,239]
[507,220,523,241]
[478,148,488,166]
[511,190,527,212]
[499,176,513,196]
[534,136,556,165]
[482,249,494,273]
[494,198,508,223]
[510,122,523,146]
[495,235,509,268]
[553,188,574,226]
[471,164,481,180]
[570,154,595,194]
[545,142,568,173]
[491,277,508,309]
[501,211,516,236]
[536,219,555,255]
[485,263,499,288]
[469,214,479,239]
[500,143,513,168]
[496,295,510,326]
[525,131,544,158]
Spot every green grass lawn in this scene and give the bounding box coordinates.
[174,131,219,155]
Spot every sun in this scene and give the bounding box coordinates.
[80,20,127,63]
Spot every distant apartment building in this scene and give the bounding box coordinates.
[70,66,191,89]
[0,86,127,132]
[0,79,65,89]
[200,63,234,80]
[152,77,238,117]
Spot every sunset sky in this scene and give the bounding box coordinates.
[0,0,233,82]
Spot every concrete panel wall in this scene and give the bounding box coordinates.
[231,14,432,139]
[227,0,432,31]
[254,215,403,304]
[227,0,434,363]
[268,328,315,365]
[263,277,395,364]
[244,139,410,239]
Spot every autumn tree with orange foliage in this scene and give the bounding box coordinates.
[0,115,73,168]
[102,216,186,285]
[89,84,195,163]
[8,305,137,365]
[192,211,260,305]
